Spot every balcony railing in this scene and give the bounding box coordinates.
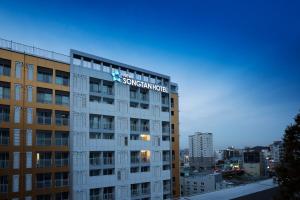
[131,157,140,164]
[37,73,52,83]
[103,193,114,200]
[37,159,52,168]
[36,138,51,146]
[103,157,113,165]
[0,137,9,145]
[0,184,8,193]
[130,125,139,132]
[36,180,51,188]
[141,188,151,195]
[55,159,69,167]
[56,118,69,126]
[55,179,69,187]
[55,138,69,146]
[0,37,70,63]
[0,160,8,168]
[131,189,139,197]
[37,116,52,125]
[37,95,52,104]
[0,112,9,122]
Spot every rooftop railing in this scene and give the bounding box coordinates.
[0,38,70,64]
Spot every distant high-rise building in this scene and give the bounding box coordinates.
[188,132,214,170]
[270,141,283,165]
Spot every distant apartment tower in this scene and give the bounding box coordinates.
[189,132,214,170]
[270,141,283,166]
[0,40,70,199]
[170,83,180,198]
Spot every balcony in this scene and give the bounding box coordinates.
[103,193,114,200]
[0,63,10,77]
[55,91,69,106]
[55,111,69,126]
[131,157,140,164]
[37,90,52,104]
[37,109,52,125]
[141,188,151,195]
[0,160,8,168]
[90,157,101,166]
[0,82,10,100]
[55,158,69,167]
[55,179,69,187]
[103,157,114,165]
[36,131,52,146]
[37,67,53,83]
[36,180,51,188]
[55,132,69,146]
[0,105,9,122]
[131,189,140,197]
[37,159,52,168]
[55,71,69,86]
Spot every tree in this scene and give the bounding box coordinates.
[275,113,300,199]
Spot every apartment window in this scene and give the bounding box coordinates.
[13,129,20,146]
[27,86,33,102]
[15,61,22,79]
[171,98,174,108]
[171,111,174,116]
[27,108,33,124]
[0,128,9,145]
[26,129,32,146]
[0,176,8,193]
[37,66,53,83]
[36,195,51,200]
[27,64,34,80]
[37,109,52,125]
[36,130,52,146]
[90,114,101,129]
[0,58,11,77]
[0,81,10,99]
[36,173,51,188]
[55,152,69,167]
[36,152,52,168]
[0,104,10,122]
[55,70,69,86]
[0,152,9,169]
[90,188,101,200]
[37,87,52,104]
[14,106,21,123]
[55,192,69,200]
[25,174,32,191]
[90,132,101,139]
[90,78,101,93]
[102,80,113,95]
[102,115,114,130]
[171,124,175,134]
[13,175,19,193]
[26,152,32,168]
[55,131,69,146]
[55,91,69,105]
[55,172,69,187]
[55,111,69,126]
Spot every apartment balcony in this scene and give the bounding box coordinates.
[131,189,140,197]
[90,158,101,166]
[131,157,140,164]
[37,94,52,104]
[163,185,171,193]
[0,184,8,193]
[0,89,10,100]
[141,188,151,195]
[0,160,8,168]
[102,123,114,131]
[37,116,52,125]
[36,180,51,188]
[102,87,113,96]
[36,138,51,146]
[141,157,150,164]
[0,136,9,145]
[37,159,52,168]
[162,127,170,135]
[56,117,69,126]
[103,157,114,166]
[0,112,9,122]
[55,159,69,167]
[55,138,69,146]
[103,193,114,200]
[55,179,69,187]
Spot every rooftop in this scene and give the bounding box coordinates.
[180,179,277,200]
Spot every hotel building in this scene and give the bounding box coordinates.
[0,38,179,200]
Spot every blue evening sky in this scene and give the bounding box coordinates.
[1,0,299,149]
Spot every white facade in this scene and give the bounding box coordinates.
[189,132,213,158]
[70,50,172,200]
[270,141,283,164]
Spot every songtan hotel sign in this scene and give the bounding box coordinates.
[112,70,168,93]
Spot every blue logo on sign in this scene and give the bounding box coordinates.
[112,70,122,82]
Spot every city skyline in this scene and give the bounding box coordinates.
[1,0,299,149]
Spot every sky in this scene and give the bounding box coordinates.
[0,0,299,149]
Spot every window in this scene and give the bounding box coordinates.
[0,81,10,99]
[55,152,69,167]
[0,152,9,169]
[36,130,52,146]
[15,84,21,100]
[27,86,33,102]
[0,104,10,122]
[25,174,32,191]
[37,66,52,83]
[55,131,68,146]
[27,108,33,124]
[0,176,8,193]
[55,70,69,86]
[26,129,32,146]
[37,109,52,125]
[37,87,52,104]
[171,111,174,116]
[55,91,69,105]
[36,173,51,188]
[36,152,52,168]
[55,111,69,126]
[14,106,21,123]
[26,152,32,168]
[13,152,20,169]
[0,58,11,77]
[27,64,34,80]
[13,129,20,146]
[55,172,69,187]
[15,61,22,79]
[55,192,69,200]
[0,128,9,145]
